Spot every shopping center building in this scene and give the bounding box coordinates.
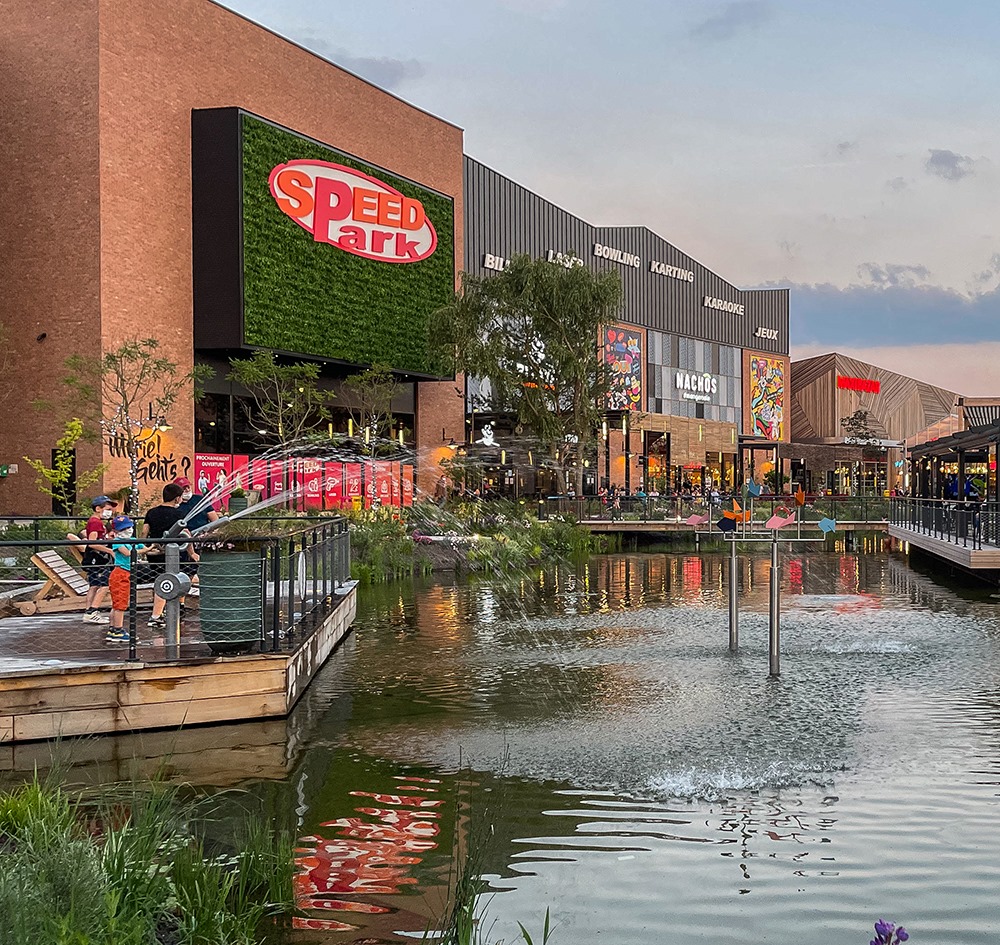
[463,157,790,496]
[0,0,466,513]
[787,352,959,495]
[0,0,790,513]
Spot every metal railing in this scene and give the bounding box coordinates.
[889,496,997,551]
[537,494,891,525]
[0,518,351,664]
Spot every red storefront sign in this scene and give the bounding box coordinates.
[325,462,344,508]
[837,376,880,394]
[301,458,323,509]
[402,466,414,506]
[345,464,362,503]
[269,161,437,264]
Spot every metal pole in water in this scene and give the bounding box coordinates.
[769,536,780,676]
[728,536,739,651]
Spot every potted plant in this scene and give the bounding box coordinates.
[227,487,249,515]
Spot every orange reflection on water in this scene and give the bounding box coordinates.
[292,776,443,933]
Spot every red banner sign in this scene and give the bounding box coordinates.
[837,376,880,393]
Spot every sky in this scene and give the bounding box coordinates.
[225,0,1000,395]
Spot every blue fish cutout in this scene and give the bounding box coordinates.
[746,480,762,498]
[716,517,737,533]
[818,517,837,534]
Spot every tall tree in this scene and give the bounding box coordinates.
[343,364,402,455]
[228,351,335,445]
[434,253,622,493]
[60,338,210,512]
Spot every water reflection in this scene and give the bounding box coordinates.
[5,547,1000,945]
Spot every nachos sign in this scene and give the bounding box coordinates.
[268,160,438,263]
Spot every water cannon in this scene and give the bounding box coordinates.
[189,516,229,537]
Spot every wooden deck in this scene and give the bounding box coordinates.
[887,525,1000,569]
[582,518,887,534]
[0,584,357,745]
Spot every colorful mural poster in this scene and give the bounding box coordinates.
[747,354,786,441]
[603,325,644,411]
[193,454,249,508]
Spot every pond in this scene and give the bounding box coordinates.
[10,544,1000,943]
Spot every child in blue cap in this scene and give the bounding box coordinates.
[107,515,146,644]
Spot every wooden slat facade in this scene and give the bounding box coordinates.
[791,353,958,443]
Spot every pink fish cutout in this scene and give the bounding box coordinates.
[686,513,709,525]
[765,511,797,529]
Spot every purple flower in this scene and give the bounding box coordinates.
[870,919,910,945]
[875,920,895,939]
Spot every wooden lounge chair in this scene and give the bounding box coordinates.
[15,550,155,616]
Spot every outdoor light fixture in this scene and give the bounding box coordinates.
[348,418,354,437]
[602,420,608,439]
[398,428,404,446]
[622,415,627,436]
[365,427,371,445]
[157,419,172,432]
[501,450,506,465]
[448,438,457,449]
[258,429,267,435]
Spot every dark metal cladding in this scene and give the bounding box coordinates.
[463,155,789,356]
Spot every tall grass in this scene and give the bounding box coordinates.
[0,776,294,945]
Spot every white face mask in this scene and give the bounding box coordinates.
[100,509,114,519]
[118,529,134,539]
[181,491,193,501]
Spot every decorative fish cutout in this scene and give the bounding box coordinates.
[746,480,762,498]
[765,511,797,529]
[818,517,837,534]
[716,517,738,532]
[793,486,806,507]
[686,513,710,526]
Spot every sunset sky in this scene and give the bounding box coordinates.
[225,0,1000,395]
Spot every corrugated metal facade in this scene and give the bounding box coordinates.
[464,156,789,355]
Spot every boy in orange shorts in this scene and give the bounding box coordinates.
[107,515,144,645]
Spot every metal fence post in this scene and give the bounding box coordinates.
[286,535,296,643]
[128,542,138,660]
[270,540,281,652]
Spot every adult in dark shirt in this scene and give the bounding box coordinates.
[172,476,220,534]
[142,483,189,629]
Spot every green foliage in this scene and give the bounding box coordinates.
[348,509,421,583]
[433,253,621,493]
[0,777,295,945]
[241,114,455,376]
[227,349,335,444]
[23,418,108,514]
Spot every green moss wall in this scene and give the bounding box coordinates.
[241,114,454,376]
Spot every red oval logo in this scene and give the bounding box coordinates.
[268,160,437,264]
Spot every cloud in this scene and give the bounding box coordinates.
[885,176,908,193]
[496,0,569,16]
[782,280,1000,350]
[925,148,976,181]
[856,262,931,288]
[291,32,425,89]
[690,1,772,41]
